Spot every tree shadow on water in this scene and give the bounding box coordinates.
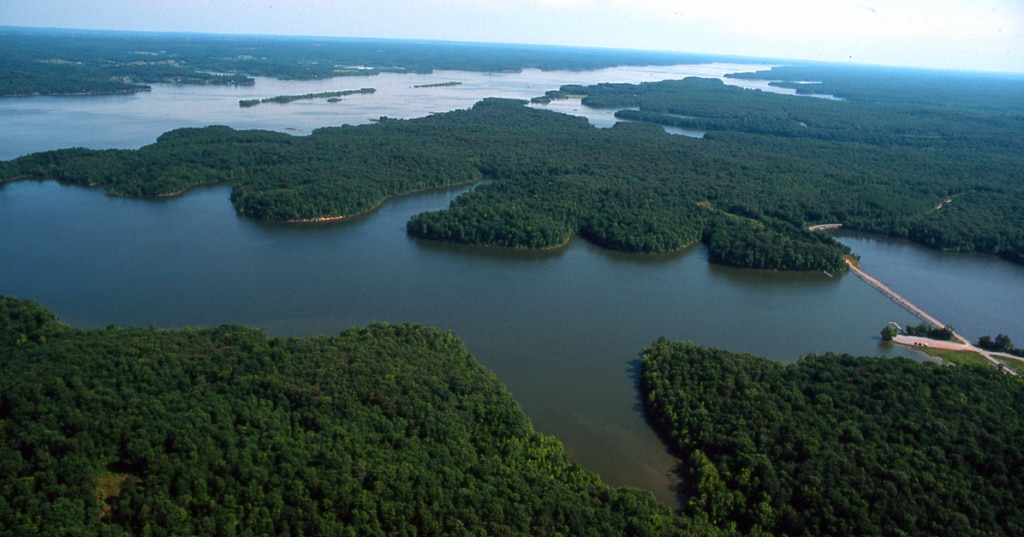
[626,355,692,511]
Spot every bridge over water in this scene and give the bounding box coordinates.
[845,259,1017,375]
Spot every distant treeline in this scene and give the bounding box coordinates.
[641,339,1024,536]
[239,88,376,107]
[0,26,717,97]
[725,64,1024,109]
[0,28,258,96]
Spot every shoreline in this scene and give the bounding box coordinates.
[282,178,486,224]
[807,222,842,232]
[0,88,151,98]
[891,335,1018,375]
[285,214,347,223]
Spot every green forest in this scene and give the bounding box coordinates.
[5,26,1024,536]
[640,339,1024,536]
[0,296,696,536]
[3,29,1023,268]
[5,83,1022,267]
[7,295,1024,536]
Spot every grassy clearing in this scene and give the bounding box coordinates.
[912,346,1024,376]
[996,357,1024,376]
[94,472,131,520]
[913,347,992,368]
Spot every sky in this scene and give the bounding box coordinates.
[2,0,1022,73]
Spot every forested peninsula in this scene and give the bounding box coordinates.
[5,70,1024,268]
[4,28,1022,267]
[0,296,692,536]
[640,340,1024,536]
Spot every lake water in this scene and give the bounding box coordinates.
[835,231,1024,343]
[1,65,1020,507]
[0,62,779,160]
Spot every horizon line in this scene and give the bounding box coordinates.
[3,24,1023,77]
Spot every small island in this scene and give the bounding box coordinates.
[239,88,375,107]
[412,81,462,88]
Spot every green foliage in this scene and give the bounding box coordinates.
[641,339,1024,536]
[0,296,678,536]
[561,75,1024,263]
[904,322,956,341]
[702,216,850,272]
[0,296,69,348]
[4,65,1023,267]
[880,324,898,341]
[978,334,1023,358]
[5,119,481,220]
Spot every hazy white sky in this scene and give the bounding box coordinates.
[2,0,1022,73]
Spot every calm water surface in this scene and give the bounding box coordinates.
[1,179,959,505]
[0,62,777,160]
[1,65,1019,506]
[835,231,1024,343]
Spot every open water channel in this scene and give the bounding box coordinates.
[1,64,1021,506]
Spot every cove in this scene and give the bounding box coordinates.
[2,178,942,505]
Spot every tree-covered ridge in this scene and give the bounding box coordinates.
[3,121,482,221]
[571,76,1023,151]
[640,340,1024,536]
[701,217,850,272]
[0,296,685,536]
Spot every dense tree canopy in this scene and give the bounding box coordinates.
[640,339,1024,536]
[4,68,1023,269]
[0,296,688,536]
[558,75,1024,263]
[701,216,850,272]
